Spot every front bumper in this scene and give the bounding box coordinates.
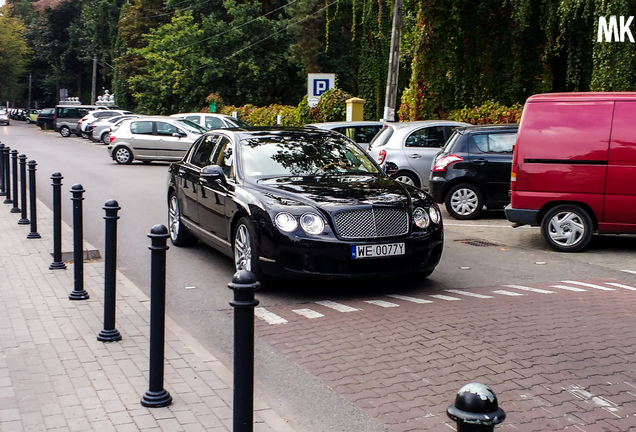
[258,227,444,280]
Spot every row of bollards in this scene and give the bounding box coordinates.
[1,140,506,429]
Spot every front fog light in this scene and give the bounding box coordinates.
[429,205,441,224]
[300,212,325,235]
[275,212,298,232]
[413,207,430,228]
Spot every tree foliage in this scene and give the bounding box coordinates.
[0,4,30,102]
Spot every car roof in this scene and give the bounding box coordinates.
[307,121,386,128]
[170,113,233,118]
[381,120,471,130]
[456,124,519,133]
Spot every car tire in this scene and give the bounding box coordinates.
[26,119,31,124]
[168,193,197,246]
[113,146,133,164]
[392,170,421,188]
[541,204,593,252]
[445,183,483,220]
[233,217,265,282]
[60,126,71,137]
[101,133,110,144]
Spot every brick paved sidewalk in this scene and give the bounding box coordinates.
[0,197,295,432]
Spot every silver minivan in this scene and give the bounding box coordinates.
[54,104,105,137]
[366,120,470,190]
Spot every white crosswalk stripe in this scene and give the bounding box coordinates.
[445,289,493,299]
[292,308,324,319]
[605,282,636,291]
[492,290,525,296]
[550,284,587,292]
[560,281,615,291]
[255,307,288,324]
[364,300,400,308]
[504,284,556,294]
[387,294,433,304]
[315,300,359,312]
[429,294,461,301]
[254,280,636,324]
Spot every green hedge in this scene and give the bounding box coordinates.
[218,93,523,127]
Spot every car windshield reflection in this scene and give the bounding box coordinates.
[240,134,380,178]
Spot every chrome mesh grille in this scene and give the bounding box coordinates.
[334,208,409,239]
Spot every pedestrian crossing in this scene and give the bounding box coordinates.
[254,279,636,325]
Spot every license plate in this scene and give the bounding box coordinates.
[351,243,405,259]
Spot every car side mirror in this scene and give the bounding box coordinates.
[384,161,399,176]
[200,165,227,186]
[173,131,187,138]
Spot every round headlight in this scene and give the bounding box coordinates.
[300,212,325,235]
[275,212,298,232]
[429,205,441,225]
[413,207,430,229]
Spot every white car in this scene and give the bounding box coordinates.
[366,120,471,189]
[78,109,132,138]
[0,109,9,126]
[88,114,141,144]
[107,116,207,164]
[169,112,249,130]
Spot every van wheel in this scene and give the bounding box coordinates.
[541,205,593,252]
[392,170,420,188]
[445,183,483,220]
[60,126,71,137]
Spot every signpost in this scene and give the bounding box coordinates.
[307,73,335,107]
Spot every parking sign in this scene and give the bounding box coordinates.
[307,74,335,107]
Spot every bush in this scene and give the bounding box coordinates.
[314,88,353,122]
[447,101,524,125]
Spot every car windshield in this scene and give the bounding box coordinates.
[174,119,207,134]
[231,117,250,128]
[240,133,380,178]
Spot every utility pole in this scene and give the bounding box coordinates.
[91,54,97,104]
[383,0,403,122]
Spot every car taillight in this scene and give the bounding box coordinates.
[510,163,518,190]
[377,149,386,165]
[109,135,116,143]
[432,154,463,172]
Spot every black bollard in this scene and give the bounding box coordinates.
[49,173,66,269]
[27,160,41,239]
[0,143,5,196]
[229,270,260,432]
[447,383,506,432]
[97,200,122,342]
[18,155,29,224]
[68,184,89,300]
[3,146,12,204]
[141,224,172,408]
[10,150,20,213]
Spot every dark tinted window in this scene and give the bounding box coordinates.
[190,135,220,168]
[211,137,234,177]
[405,126,446,148]
[332,126,382,144]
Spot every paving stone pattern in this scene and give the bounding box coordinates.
[0,199,294,432]
[253,279,636,431]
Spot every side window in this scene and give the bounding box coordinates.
[185,116,201,125]
[472,132,516,153]
[210,137,234,178]
[130,121,153,135]
[204,117,225,129]
[156,122,179,136]
[190,135,220,168]
[405,126,446,148]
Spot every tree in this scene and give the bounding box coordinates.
[0,4,30,103]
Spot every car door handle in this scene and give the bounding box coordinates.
[474,159,487,165]
[408,154,421,159]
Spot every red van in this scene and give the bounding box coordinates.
[505,92,636,252]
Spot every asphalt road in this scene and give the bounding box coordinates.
[3,122,636,431]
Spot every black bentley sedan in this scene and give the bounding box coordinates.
[167,128,444,281]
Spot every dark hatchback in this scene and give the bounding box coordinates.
[36,108,55,130]
[429,124,518,220]
[167,128,444,282]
